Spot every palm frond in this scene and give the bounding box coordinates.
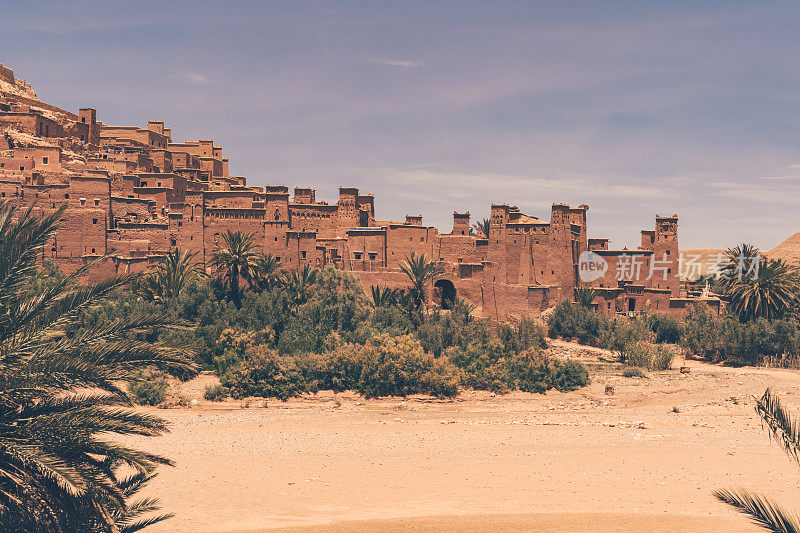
[714,488,800,533]
[756,389,800,465]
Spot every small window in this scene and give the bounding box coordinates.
[369,253,377,260]
[92,218,98,224]
[94,199,100,207]
[91,248,96,253]
[354,252,362,260]
[141,181,147,187]
[80,199,86,206]
[42,157,48,164]
[65,193,69,199]
[301,251,307,259]
[81,117,86,123]
[19,166,24,171]
[274,236,278,241]
[157,182,161,187]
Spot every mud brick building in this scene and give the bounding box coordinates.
[0,63,720,320]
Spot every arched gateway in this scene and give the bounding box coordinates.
[434,279,457,309]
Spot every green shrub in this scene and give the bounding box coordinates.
[129,377,169,406]
[681,304,800,365]
[498,318,548,355]
[621,366,646,378]
[506,350,589,393]
[546,356,591,392]
[445,338,509,392]
[220,334,460,400]
[357,334,460,398]
[621,342,674,370]
[222,345,322,400]
[645,312,683,344]
[547,301,609,344]
[204,384,230,401]
[445,337,590,394]
[651,344,675,371]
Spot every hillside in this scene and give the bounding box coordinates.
[767,230,800,264]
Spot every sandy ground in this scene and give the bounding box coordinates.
[124,342,800,532]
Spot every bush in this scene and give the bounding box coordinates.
[621,366,646,378]
[222,345,322,400]
[498,318,548,354]
[445,338,510,392]
[547,301,609,345]
[506,350,589,393]
[651,344,675,371]
[645,312,683,344]
[204,384,230,401]
[129,377,169,406]
[357,334,460,398]
[445,337,590,394]
[621,342,674,371]
[220,334,460,400]
[681,304,800,365]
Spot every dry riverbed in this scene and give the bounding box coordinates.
[124,342,800,532]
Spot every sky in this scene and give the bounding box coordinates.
[3,1,800,249]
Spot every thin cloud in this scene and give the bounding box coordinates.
[373,59,422,69]
[168,72,213,85]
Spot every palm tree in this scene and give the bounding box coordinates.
[284,263,319,309]
[136,249,205,302]
[449,296,477,323]
[209,231,262,307]
[725,258,800,321]
[370,285,401,308]
[250,253,282,292]
[0,201,196,532]
[472,218,490,238]
[574,286,598,308]
[714,243,762,293]
[399,253,446,309]
[715,389,800,531]
[82,464,172,532]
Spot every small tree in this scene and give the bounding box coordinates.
[726,258,800,322]
[399,253,446,310]
[472,218,490,238]
[209,231,262,307]
[574,286,598,308]
[137,248,205,302]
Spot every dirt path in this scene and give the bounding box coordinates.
[125,344,800,532]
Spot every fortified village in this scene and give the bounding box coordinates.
[0,63,720,320]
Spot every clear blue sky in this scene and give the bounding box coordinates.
[3,1,800,249]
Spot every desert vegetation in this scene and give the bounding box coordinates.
[547,243,800,370]
[61,232,590,404]
[0,202,196,532]
[9,212,800,531]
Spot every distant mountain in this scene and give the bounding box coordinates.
[767,231,800,265]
